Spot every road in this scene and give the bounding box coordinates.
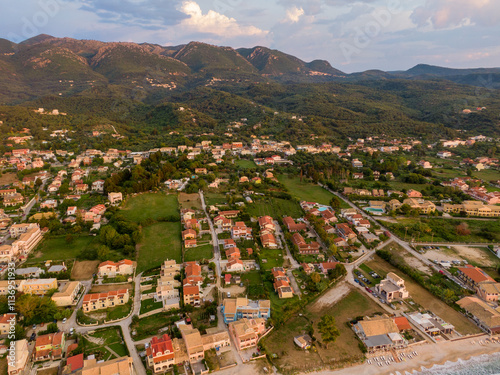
[74,273,147,375]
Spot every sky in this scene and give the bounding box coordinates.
[2,0,500,73]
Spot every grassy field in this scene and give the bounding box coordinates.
[122,193,179,223]
[131,312,181,341]
[366,255,481,335]
[140,298,163,315]
[247,196,303,219]
[184,244,213,262]
[385,218,500,243]
[29,236,96,262]
[178,192,202,210]
[278,175,334,205]
[473,169,500,182]
[137,222,182,272]
[205,192,228,206]
[82,327,128,361]
[71,260,100,280]
[236,159,257,169]
[264,289,384,373]
[259,249,284,270]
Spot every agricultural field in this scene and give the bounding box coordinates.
[29,236,96,262]
[366,255,481,335]
[122,193,179,223]
[264,290,384,373]
[184,244,213,262]
[473,169,500,182]
[137,222,182,272]
[246,196,303,219]
[278,175,334,206]
[178,192,202,210]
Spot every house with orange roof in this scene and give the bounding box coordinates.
[258,216,275,233]
[183,285,201,307]
[82,289,130,312]
[282,216,307,232]
[0,314,15,336]
[97,259,134,278]
[457,265,495,289]
[34,332,65,361]
[146,334,176,373]
[182,229,197,240]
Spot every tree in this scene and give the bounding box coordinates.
[310,272,321,283]
[456,222,471,236]
[317,315,340,349]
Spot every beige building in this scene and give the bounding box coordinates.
[8,339,30,375]
[108,192,123,204]
[180,326,231,363]
[0,313,16,336]
[51,281,82,307]
[402,198,436,214]
[228,318,267,351]
[375,273,409,303]
[82,289,129,312]
[98,259,134,277]
[443,201,500,217]
[19,278,57,295]
[81,356,135,375]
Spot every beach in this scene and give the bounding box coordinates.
[316,335,500,375]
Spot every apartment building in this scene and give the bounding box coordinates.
[82,289,130,312]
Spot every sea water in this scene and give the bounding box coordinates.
[413,352,500,375]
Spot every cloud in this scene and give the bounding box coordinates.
[285,6,305,22]
[411,0,500,29]
[178,1,267,37]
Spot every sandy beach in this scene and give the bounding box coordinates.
[316,335,500,375]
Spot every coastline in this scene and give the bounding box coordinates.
[309,335,500,375]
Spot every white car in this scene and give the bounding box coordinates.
[62,318,67,324]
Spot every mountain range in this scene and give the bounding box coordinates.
[1,34,499,105]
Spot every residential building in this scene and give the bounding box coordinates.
[477,282,500,302]
[34,332,65,361]
[443,201,500,217]
[458,296,500,334]
[336,223,356,241]
[282,217,307,232]
[457,265,495,288]
[228,318,267,351]
[81,356,135,375]
[375,273,409,303]
[231,222,252,240]
[82,289,130,312]
[97,259,134,278]
[51,281,82,307]
[292,232,320,255]
[402,198,436,214]
[0,313,16,336]
[19,278,57,295]
[146,335,175,373]
[108,192,123,204]
[222,298,271,324]
[354,315,407,352]
[183,285,201,307]
[260,233,278,248]
[258,216,275,233]
[406,312,454,336]
[7,340,29,375]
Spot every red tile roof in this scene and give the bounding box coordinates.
[66,353,84,372]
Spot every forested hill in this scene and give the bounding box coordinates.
[0,35,499,146]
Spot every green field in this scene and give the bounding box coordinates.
[137,222,182,272]
[259,249,284,270]
[205,192,228,206]
[236,159,257,169]
[131,312,181,341]
[385,218,500,243]
[247,196,303,219]
[140,298,163,315]
[122,193,179,223]
[474,169,500,182]
[278,175,334,206]
[29,236,96,262]
[82,327,128,361]
[184,243,213,262]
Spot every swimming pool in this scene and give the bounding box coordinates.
[364,207,385,215]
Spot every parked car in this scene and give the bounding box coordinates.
[32,324,37,330]
[62,318,67,324]
[29,333,36,341]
